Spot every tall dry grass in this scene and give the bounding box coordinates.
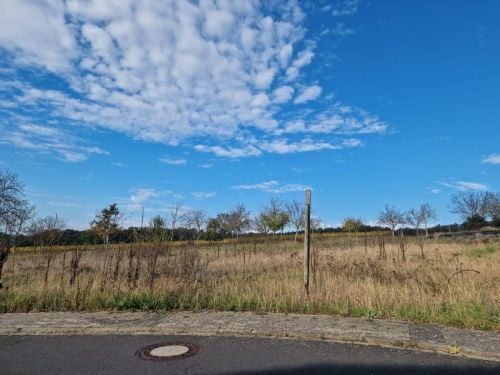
[1,235,499,330]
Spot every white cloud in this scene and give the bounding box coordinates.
[431,188,441,194]
[437,180,489,191]
[195,135,363,159]
[159,157,187,166]
[0,0,76,73]
[111,162,126,167]
[286,47,315,81]
[192,191,216,199]
[124,188,162,211]
[0,0,387,160]
[294,85,322,104]
[291,167,312,173]
[204,9,235,38]
[47,201,84,208]
[198,163,214,169]
[481,153,500,165]
[331,0,359,17]
[255,68,276,90]
[272,85,295,104]
[0,122,108,162]
[232,180,311,194]
[342,138,362,147]
[260,139,339,154]
[194,144,262,158]
[275,104,387,136]
[330,23,354,36]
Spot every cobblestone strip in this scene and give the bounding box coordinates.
[0,311,498,362]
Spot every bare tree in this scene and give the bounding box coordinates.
[166,201,185,241]
[215,213,231,237]
[406,204,436,237]
[405,209,423,236]
[419,203,437,237]
[490,194,500,226]
[449,191,498,222]
[29,214,66,251]
[185,209,207,243]
[310,216,323,233]
[0,170,35,288]
[286,200,304,242]
[29,214,66,286]
[378,205,406,237]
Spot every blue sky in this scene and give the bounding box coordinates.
[0,0,499,229]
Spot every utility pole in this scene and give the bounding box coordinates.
[304,189,311,295]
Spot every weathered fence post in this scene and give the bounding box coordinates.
[304,189,311,295]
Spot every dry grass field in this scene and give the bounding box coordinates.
[1,234,499,330]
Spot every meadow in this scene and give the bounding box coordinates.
[1,233,499,330]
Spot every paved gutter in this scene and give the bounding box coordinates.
[0,311,498,362]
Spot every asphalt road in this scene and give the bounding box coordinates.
[0,335,498,375]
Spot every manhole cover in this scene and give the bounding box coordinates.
[136,342,201,361]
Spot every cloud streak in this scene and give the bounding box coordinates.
[0,122,108,162]
[481,153,500,165]
[192,191,217,199]
[159,157,187,166]
[232,180,311,194]
[437,180,489,191]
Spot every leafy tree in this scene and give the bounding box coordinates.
[378,205,406,237]
[219,204,251,238]
[463,214,488,230]
[90,203,122,250]
[253,213,271,235]
[259,199,290,239]
[0,170,34,288]
[286,200,304,242]
[79,229,101,244]
[341,216,363,249]
[205,218,224,241]
[492,214,500,228]
[342,217,363,235]
[148,215,168,242]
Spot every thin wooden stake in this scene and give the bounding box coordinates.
[304,189,311,295]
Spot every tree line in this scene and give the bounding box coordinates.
[376,192,499,237]
[1,169,499,286]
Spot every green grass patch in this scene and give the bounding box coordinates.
[2,289,498,330]
[464,246,497,258]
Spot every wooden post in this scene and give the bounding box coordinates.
[304,189,311,295]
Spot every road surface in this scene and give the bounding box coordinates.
[0,334,498,374]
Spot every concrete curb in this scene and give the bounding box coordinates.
[1,311,499,363]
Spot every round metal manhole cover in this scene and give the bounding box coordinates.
[136,342,201,361]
